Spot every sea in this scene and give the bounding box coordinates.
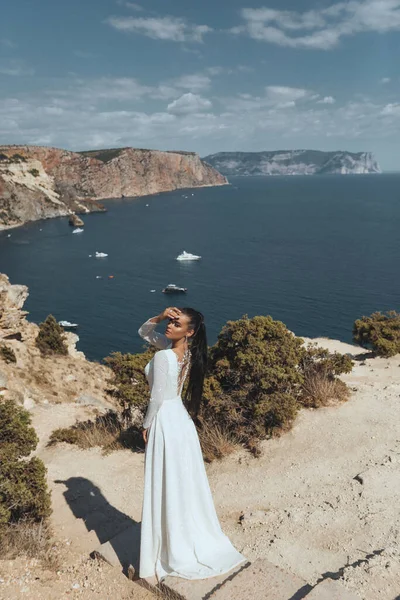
[1,174,399,362]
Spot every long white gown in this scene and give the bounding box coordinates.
[138,319,246,582]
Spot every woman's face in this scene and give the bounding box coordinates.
[165,313,194,341]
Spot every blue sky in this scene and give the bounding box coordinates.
[1,0,400,169]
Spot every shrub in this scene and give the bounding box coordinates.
[0,400,51,526]
[36,314,68,356]
[0,344,16,363]
[28,168,40,177]
[48,411,144,453]
[353,311,400,357]
[104,347,155,424]
[201,315,353,452]
[201,315,306,448]
[10,153,26,163]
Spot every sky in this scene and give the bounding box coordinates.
[1,0,400,170]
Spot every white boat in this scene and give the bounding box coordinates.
[72,228,84,234]
[95,251,108,258]
[162,283,187,294]
[59,320,78,328]
[150,289,156,292]
[176,250,201,261]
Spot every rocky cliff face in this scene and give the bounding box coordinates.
[0,272,113,411]
[203,150,382,177]
[0,146,227,230]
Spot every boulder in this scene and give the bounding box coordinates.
[69,214,84,227]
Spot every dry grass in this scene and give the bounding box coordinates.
[0,520,61,570]
[197,420,243,463]
[48,411,144,454]
[301,372,350,408]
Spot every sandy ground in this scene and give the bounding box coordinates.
[1,338,400,599]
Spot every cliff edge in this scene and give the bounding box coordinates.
[0,146,227,230]
[203,150,382,176]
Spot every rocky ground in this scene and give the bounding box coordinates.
[1,274,399,599]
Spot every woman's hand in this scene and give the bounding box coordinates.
[158,307,182,322]
[142,428,148,444]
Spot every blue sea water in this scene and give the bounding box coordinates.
[1,174,399,361]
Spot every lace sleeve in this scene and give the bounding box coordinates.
[143,350,169,429]
[138,318,170,350]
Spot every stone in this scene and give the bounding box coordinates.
[306,578,359,599]
[92,524,141,572]
[208,559,309,600]
[0,370,7,390]
[69,214,84,227]
[75,394,110,411]
[152,561,251,600]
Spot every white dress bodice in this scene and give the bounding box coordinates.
[139,319,185,429]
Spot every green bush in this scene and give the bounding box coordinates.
[10,153,26,163]
[200,315,353,451]
[104,347,155,424]
[0,400,51,526]
[36,315,68,356]
[28,168,40,177]
[0,344,16,364]
[201,315,305,446]
[353,311,400,357]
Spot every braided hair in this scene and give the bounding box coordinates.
[179,307,207,421]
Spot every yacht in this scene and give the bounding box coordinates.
[162,283,187,294]
[72,228,84,234]
[176,250,201,261]
[95,251,108,258]
[59,320,78,328]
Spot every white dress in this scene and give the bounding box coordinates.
[138,319,246,582]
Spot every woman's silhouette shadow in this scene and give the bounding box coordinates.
[55,477,141,575]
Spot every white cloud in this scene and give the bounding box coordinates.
[317,96,336,104]
[266,86,309,101]
[381,103,400,115]
[173,73,211,91]
[380,77,391,84]
[234,1,400,50]
[0,59,34,76]
[167,92,212,115]
[107,15,212,42]
[52,77,153,103]
[124,2,143,11]
[0,74,398,158]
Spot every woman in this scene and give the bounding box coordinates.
[138,306,246,582]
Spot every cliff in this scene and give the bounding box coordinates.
[0,272,113,410]
[203,150,382,177]
[0,146,227,230]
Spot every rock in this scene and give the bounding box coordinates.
[0,145,227,229]
[0,370,7,390]
[69,214,84,227]
[2,332,23,341]
[64,374,77,383]
[208,559,309,600]
[64,332,85,359]
[0,274,29,331]
[239,510,269,525]
[23,396,36,410]
[306,578,359,599]
[75,394,109,410]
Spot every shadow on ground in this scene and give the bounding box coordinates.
[55,477,141,574]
